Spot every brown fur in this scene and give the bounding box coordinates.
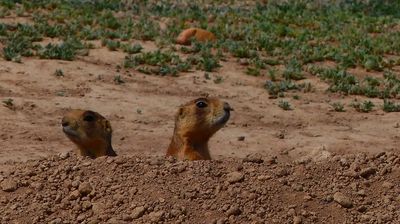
[167,97,232,160]
[61,109,117,158]
[176,28,216,45]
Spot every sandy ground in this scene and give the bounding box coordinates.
[1,41,400,166]
[1,152,399,223]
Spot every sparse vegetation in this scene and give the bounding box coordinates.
[278,100,292,110]
[2,98,14,109]
[331,102,345,112]
[0,0,399,112]
[351,100,375,113]
[382,100,400,112]
[54,69,64,77]
[114,75,125,84]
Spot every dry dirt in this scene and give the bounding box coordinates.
[0,152,399,223]
[1,41,400,223]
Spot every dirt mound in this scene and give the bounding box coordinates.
[1,152,399,223]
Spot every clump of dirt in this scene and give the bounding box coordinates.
[1,152,399,223]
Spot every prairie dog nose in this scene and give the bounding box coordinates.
[62,119,69,127]
[223,102,233,112]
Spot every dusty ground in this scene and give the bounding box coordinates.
[0,152,399,223]
[1,41,400,164]
[1,37,400,223]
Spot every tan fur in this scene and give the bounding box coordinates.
[166,97,232,160]
[62,109,117,158]
[176,28,216,45]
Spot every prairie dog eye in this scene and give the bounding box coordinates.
[196,100,208,108]
[83,113,95,122]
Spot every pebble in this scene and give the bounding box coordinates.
[226,206,241,216]
[148,211,165,222]
[243,154,263,164]
[132,206,146,219]
[293,216,302,224]
[1,179,18,192]
[69,190,80,200]
[49,218,62,224]
[78,182,93,196]
[82,201,92,210]
[382,181,394,189]
[333,192,353,208]
[357,189,366,197]
[359,167,376,178]
[122,215,133,221]
[357,206,367,213]
[237,136,245,141]
[58,152,70,160]
[91,202,105,214]
[226,172,244,184]
[257,175,272,181]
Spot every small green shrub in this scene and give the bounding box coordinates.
[278,100,292,110]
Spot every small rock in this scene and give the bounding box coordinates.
[226,172,244,184]
[132,206,146,219]
[238,58,249,66]
[357,206,367,213]
[243,154,263,164]
[78,182,93,196]
[49,218,62,224]
[292,184,303,192]
[237,136,245,141]
[257,175,272,181]
[1,179,18,192]
[59,152,70,160]
[69,190,80,200]
[333,192,353,208]
[148,211,165,222]
[325,195,333,202]
[265,156,277,165]
[122,215,133,221]
[359,167,376,178]
[287,208,296,216]
[226,206,241,216]
[293,216,302,224]
[382,181,394,189]
[92,202,105,214]
[357,189,366,197]
[303,194,312,201]
[216,217,228,224]
[82,201,92,210]
[76,214,86,222]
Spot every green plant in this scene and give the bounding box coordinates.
[54,69,64,77]
[283,58,304,81]
[278,100,292,110]
[39,38,85,61]
[331,102,345,112]
[105,39,120,51]
[265,80,302,98]
[246,67,261,76]
[114,75,125,84]
[214,75,223,84]
[351,100,375,113]
[122,43,143,54]
[382,100,400,112]
[2,98,14,109]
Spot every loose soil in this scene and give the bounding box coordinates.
[1,152,399,223]
[1,42,400,223]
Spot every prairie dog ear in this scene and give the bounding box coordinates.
[176,107,185,119]
[104,120,112,134]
